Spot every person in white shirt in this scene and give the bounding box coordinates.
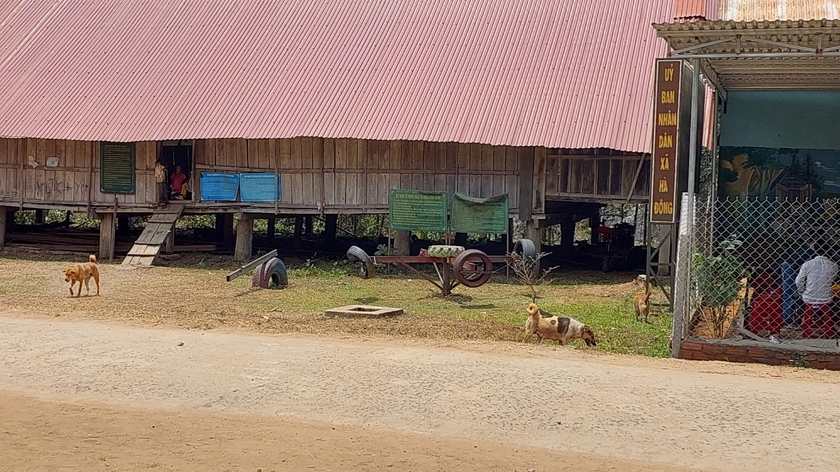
[795,239,838,339]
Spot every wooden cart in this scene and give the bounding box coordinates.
[346,239,536,296]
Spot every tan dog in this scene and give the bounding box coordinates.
[64,255,100,297]
[633,281,651,322]
[524,303,596,347]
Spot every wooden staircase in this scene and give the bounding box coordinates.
[121,204,185,267]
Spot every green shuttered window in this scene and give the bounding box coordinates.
[100,142,136,194]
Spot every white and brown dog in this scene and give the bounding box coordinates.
[524,303,597,347]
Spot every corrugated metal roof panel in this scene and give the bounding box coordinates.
[674,0,721,20]
[720,0,840,20]
[0,0,672,153]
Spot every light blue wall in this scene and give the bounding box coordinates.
[720,91,840,150]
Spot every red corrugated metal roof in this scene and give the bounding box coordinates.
[674,0,720,20]
[0,0,672,153]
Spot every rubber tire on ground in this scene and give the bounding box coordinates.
[513,239,537,263]
[346,245,375,279]
[427,245,465,258]
[252,257,288,289]
[453,249,493,288]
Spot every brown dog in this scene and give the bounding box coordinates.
[64,255,100,297]
[633,281,651,322]
[524,303,597,347]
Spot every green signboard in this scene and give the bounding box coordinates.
[388,189,448,232]
[100,142,136,194]
[450,193,509,234]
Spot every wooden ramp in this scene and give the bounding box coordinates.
[121,205,185,267]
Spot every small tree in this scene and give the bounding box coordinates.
[692,237,746,338]
[508,251,557,303]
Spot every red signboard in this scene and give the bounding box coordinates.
[650,59,682,224]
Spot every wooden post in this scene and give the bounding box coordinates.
[267,217,276,245]
[293,216,303,250]
[304,215,314,236]
[34,209,45,225]
[164,229,175,254]
[99,213,116,261]
[324,214,337,243]
[518,148,535,221]
[394,230,411,256]
[215,213,225,240]
[0,207,7,249]
[524,220,542,274]
[560,217,575,254]
[589,212,600,245]
[234,214,254,262]
[117,216,130,236]
[215,214,234,247]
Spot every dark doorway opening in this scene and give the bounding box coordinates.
[160,141,193,201]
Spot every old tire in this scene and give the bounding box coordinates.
[252,257,288,289]
[453,249,493,288]
[427,245,465,258]
[513,238,537,263]
[346,245,375,279]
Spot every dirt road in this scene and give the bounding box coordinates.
[1,316,838,471]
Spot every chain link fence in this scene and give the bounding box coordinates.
[675,197,840,343]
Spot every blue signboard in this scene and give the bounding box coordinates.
[239,173,281,202]
[200,172,240,201]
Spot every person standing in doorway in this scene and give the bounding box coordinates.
[795,239,838,339]
[169,165,187,200]
[154,159,168,207]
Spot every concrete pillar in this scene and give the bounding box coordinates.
[99,213,116,261]
[234,214,254,262]
[394,230,411,256]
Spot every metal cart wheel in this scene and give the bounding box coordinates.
[453,249,493,288]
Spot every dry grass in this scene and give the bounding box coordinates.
[0,250,672,357]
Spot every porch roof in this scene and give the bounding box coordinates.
[653,19,840,93]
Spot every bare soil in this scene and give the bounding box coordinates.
[2,391,699,472]
[2,316,840,472]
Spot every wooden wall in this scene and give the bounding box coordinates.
[1,137,522,213]
[546,151,650,204]
[1,137,652,213]
[0,138,158,208]
[195,138,522,212]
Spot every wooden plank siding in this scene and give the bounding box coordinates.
[1,137,651,213]
[195,137,521,213]
[545,150,651,204]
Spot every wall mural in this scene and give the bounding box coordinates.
[718,147,840,201]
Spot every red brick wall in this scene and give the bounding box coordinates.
[680,340,840,370]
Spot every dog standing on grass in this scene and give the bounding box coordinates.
[524,303,597,347]
[633,281,651,323]
[64,255,100,297]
